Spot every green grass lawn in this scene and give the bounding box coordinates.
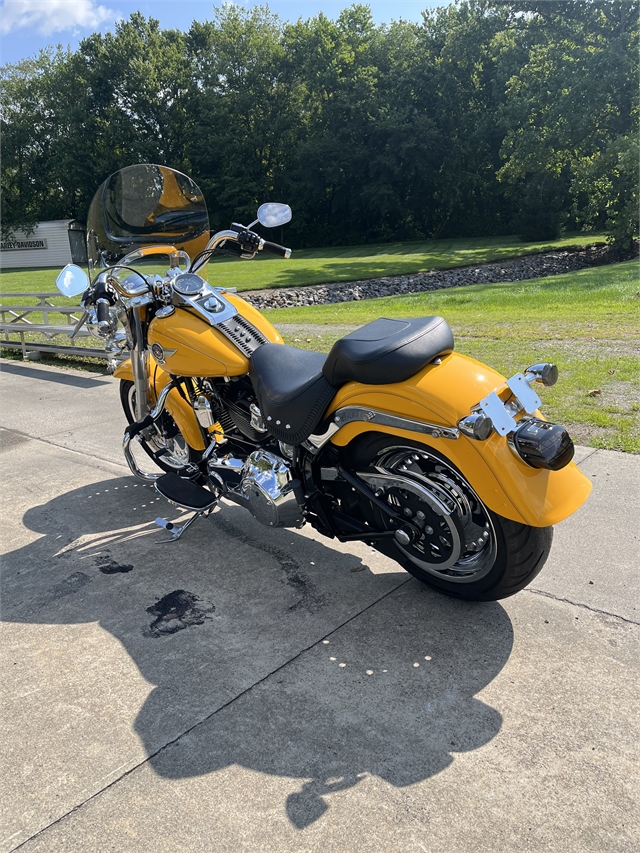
[0,231,604,295]
[266,261,640,453]
[264,258,638,335]
[200,231,605,291]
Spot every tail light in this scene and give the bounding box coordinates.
[508,418,574,470]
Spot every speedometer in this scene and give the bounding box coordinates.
[173,273,205,296]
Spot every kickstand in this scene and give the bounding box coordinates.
[154,512,201,543]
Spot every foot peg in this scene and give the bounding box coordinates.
[154,514,201,542]
[154,473,218,511]
[153,473,218,542]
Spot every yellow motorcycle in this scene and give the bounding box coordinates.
[56,164,591,601]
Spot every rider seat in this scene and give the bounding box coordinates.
[249,316,454,445]
[322,316,454,386]
[249,346,335,445]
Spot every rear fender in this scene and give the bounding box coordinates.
[326,352,591,527]
[112,357,205,451]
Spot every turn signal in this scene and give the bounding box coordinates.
[458,412,493,441]
[525,363,559,387]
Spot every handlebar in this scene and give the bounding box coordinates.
[261,240,291,259]
[100,266,151,298]
[199,229,292,262]
[94,229,292,285]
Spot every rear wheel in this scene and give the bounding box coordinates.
[119,380,201,475]
[345,434,552,601]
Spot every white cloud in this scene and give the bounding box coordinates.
[0,0,118,37]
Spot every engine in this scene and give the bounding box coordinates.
[208,448,304,529]
[218,377,268,442]
[240,450,304,528]
[196,377,303,528]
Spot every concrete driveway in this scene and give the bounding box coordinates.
[1,358,638,853]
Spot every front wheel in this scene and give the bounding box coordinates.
[345,434,553,601]
[119,380,201,475]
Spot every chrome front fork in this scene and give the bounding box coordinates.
[132,347,150,421]
[130,307,150,420]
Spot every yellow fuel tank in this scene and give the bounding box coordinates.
[147,296,283,378]
[226,293,284,345]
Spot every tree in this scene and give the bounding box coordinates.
[497,1,639,242]
[1,3,637,248]
[186,5,301,231]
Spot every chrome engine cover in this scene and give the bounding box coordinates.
[240,450,303,528]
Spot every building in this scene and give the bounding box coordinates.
[0,220,87,269]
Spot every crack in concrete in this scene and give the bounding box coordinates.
[575,448,599,466]
[526,586,639,625]
[10,578,411,852]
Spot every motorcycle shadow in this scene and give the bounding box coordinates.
[4,475,514,829]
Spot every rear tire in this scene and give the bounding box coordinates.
[344,433,552,601]
[392,511,552,601]
[119,380,202,475]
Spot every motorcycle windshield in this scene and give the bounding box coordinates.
[86,164,210,273]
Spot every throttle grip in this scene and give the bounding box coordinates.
[262,240,291,259]
[96,298,111,323]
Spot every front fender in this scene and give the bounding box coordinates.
[112,357,205,451]
[326,352,591,527]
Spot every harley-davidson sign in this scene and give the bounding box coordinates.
[1,238,48,251]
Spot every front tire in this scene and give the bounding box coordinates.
[344,433,552,601]
[119,380,201,475]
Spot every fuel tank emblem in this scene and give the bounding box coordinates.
[151,343,176,364]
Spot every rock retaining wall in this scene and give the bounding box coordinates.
[241,244,622,310]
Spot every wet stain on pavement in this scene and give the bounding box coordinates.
[96,555,134,574]
[144,589,215,638]
[47,571,91,601]
[212,514,326,614]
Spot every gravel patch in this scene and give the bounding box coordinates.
[242,244,629,310]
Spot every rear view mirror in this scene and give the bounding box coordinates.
[257,203,292,228]
[56,264,90,297]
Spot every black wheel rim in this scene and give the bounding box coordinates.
[374,446,497,584]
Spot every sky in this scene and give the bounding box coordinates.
[0,0,446,65]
